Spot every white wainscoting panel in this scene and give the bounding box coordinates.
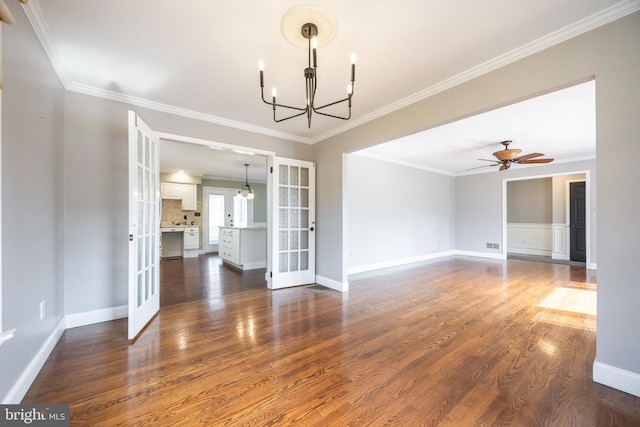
[507,223,552,256]
[552,223,569,260]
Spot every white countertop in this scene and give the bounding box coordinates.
[161,225,199,232]
[219,226,266,230]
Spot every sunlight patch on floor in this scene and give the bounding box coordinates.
[538,287,596,316]
[535,286,597,331]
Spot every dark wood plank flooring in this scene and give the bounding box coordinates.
[23,255,640,426]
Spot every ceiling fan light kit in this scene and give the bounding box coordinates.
[258,5,356,128]
[469,140,554,172]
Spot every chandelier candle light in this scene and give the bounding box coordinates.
[259,22,356,128]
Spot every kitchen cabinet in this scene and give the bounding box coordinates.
[183,226,199,250]
[161,182,197,210]
[161,226,200,258]
[181,184,197,210]
[161,182,183,199]
[220,228,240,265]
[219,227,266,270]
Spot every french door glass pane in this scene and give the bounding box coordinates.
[277,164,311,274]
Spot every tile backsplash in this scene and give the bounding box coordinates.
[161,199,203,228]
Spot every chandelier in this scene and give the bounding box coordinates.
[259,21,356,128]
[236,164,254,200]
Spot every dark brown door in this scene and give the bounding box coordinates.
[569,182,586,262]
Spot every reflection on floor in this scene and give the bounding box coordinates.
[508,253,586,267]
[160,253,266,307]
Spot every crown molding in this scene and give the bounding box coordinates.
[21,0,70,87]
[22,0,640,145]
[66,81,314,144]
[311,0,640,144]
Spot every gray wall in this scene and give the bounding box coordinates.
[0,2,65,401]
[2,4,639,401]
[507,178,552,223]
[314,13,638,379]
[62,92,312,315]
[456,161,596,258]
[346,154,455,269]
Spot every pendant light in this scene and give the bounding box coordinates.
[236,164,254,200]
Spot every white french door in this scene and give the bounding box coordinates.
[127,111,160,340]
[268,157,315,289]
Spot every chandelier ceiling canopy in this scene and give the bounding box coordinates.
[259,5,356,129]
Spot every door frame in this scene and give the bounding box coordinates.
[156,131,275,259]
[202,186,247,253]
[501,169,593,269]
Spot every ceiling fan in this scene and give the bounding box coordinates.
[469,140,554,171]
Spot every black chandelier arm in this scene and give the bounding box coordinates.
[311,91,353,120]
[313,106,352,121]
[274,108,308,123]
[259,21,356,128]
[313,91,354,111]
[260,86,307,112]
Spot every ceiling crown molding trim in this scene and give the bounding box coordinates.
[21,0,70,87]
[310,0,640,144]
[21,0,312,144]
[67,81,313,144]
[353,151,456,177]
[22,0,639,146]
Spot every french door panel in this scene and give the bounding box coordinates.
[128,111,160,340]
[269,157,315,289]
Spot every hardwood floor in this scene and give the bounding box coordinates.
[23,255,640,426]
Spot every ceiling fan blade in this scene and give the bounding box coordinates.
[519,158,554,164]
[514,152,544,161]
[477,158,500,163]
[499,163,509,171]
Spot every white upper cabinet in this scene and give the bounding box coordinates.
[181,184,197,211]
[161,182,197,210]
[161,182,182,199]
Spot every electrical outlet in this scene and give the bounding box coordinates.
[40,300,45,320]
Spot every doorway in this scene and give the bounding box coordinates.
[504,171,591,267]
[203,187,255,253]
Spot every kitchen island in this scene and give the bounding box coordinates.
[219,226,266,270]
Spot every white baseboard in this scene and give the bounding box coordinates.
[3,306,128,403]
[348,250,457,275]
[65,305,128,329]
[593,360,640,397]
[2,317,66,404]
[242,261,267,270]
[316,275,349,292]
[508,247,552,257]
[454,250,506,260]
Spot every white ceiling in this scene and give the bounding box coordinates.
[23,1,638,179]
[357,80,596,176]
